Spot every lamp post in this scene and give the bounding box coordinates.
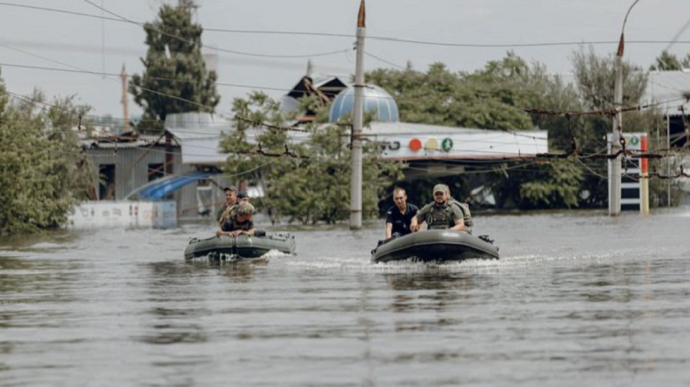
[609,0,641,216]
[350,0,366,229]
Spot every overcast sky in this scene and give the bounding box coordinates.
[1,0,690,120]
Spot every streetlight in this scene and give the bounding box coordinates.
[609,0,641,216]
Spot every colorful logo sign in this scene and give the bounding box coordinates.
[442,138,453,152]
[425,138,439,151]
[409,138,422,152]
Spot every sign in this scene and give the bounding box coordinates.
[442,138,453,152]
[425,138,439,151]
[409,138,422,152]
[607,132,646,212]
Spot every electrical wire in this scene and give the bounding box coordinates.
[80,0,350,59]
[4,2,690,50]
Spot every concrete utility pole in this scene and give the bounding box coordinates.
[609,0,641,216]
[609,37,624,216]
[350,0,366,230]
[120,64,131,134]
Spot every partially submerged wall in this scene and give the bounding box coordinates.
[68,201,177,229]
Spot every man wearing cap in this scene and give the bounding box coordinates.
[216,186,237,225]
[216,201,256,236]
[410,184,466,232]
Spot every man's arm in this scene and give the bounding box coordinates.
[449,205,466,232]
[411,203,430,232]
[385,222,393,239]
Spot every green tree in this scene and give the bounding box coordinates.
[220,92,404,224]
[0,72,94,235]
[368,53,586,210]
[129,0,219,133]
[367,59,535,130]
[649,50,690,71]
[571,47,664,207]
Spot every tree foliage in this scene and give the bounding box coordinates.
[571,47,667,207]
[0,72,95,235]
[129,0,219,133]
[367,52,588,209]
[649,50,690,71]
[220,92,404,225]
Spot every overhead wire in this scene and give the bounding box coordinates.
[4,1,690,50]
[80,0,350,59]
[3,3,689,179]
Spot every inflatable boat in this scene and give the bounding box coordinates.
[184,233,296,261]
[371,230,499,263]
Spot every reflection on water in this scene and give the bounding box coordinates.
[1,211,690,386]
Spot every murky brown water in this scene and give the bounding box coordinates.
[1,209,689,386]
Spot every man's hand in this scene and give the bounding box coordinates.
[409,218,419,232]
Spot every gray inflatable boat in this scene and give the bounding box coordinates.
[371,230,499,263]
[184,233,296,261]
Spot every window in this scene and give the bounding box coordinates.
[148,163,165,182]
[99,164,116,200]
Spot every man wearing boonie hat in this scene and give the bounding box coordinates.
[237,190,250,203]
[216,201,256,236]
[409,183,466,232]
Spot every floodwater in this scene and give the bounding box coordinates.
[1,209,689,386]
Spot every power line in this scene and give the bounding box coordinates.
[4,2,690,50]
[80,0,349,59]
[0,62,295,92]
[365,52,407,70]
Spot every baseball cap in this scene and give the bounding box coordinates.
[237,190,248,199]
[223,185,237,192]
[236,202,255,215]
[433,184,447,194]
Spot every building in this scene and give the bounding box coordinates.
[80,114,235,221]
[642,70,690,201]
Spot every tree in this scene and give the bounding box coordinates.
[649,50,690,71]
[367,59,535,130]
[129,0,219,133]
[220,92,404,225]
[367,53,587,210]
[0,71,95,235]
[571,47,664,207]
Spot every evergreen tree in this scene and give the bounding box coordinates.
[129,0,219,133]
[650,50,683,71]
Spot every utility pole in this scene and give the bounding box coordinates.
[120,64,131,134]
[609,0,641,216]
[350,0,366,230]
[609,35,624,216]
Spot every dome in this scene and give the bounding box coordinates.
[328,85,399,123]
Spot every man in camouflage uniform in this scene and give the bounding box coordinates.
[410,184,467,232]
[216,186,237,224]
[216,201,256,237]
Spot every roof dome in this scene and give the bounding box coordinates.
[328,85,399,123]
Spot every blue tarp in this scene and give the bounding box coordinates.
[127,172,217,201]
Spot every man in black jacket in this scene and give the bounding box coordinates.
[385,187,419,239]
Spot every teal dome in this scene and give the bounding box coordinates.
[328,85,399,123]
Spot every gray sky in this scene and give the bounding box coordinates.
[1,0,690,120]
